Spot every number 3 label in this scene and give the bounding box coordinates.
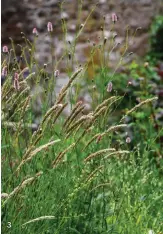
[7,222,11,228]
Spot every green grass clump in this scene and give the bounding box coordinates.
[1,3,163,234]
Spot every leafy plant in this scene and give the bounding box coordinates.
[150,15,163,60]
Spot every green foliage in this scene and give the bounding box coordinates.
[150,15,163,60]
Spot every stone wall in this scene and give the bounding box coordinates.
[2,0,163,118]
[2,0,163,71]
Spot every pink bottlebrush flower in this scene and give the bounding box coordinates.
[47,22,53,32]
[96,135,102,144]
[32,27,38,35]
[2,66,7,77]
[14,72,20,90]
[107,82,113,92]
[111,13,118,23]
[126,137,131,144]
[14,79,20,91]
[44,64,47,69]
[14,72,19,80]
[2,45,9,53]
[144,62,149,68]
[54,70,59,77]
[128,81,132,86]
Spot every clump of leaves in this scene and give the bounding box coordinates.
[150,15,163,60]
